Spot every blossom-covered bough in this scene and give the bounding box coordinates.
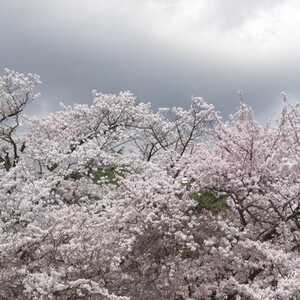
[0,69,300,299]
[0,69,40,171]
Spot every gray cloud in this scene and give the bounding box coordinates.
[209,0,285,29]
[0,0,299,119]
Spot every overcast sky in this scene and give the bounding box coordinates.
[1,0,299,119]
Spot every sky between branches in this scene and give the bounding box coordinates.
[0,0,299,120]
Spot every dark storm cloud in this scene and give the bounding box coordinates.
[0,0,299,119]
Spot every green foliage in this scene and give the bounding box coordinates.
[94,167,123,185]
[191,191,229,213]
[64,166,124,185]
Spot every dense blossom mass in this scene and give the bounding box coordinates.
[0,69,300,299]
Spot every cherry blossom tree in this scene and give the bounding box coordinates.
[0,68,300,299]
[0,68,40,171]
